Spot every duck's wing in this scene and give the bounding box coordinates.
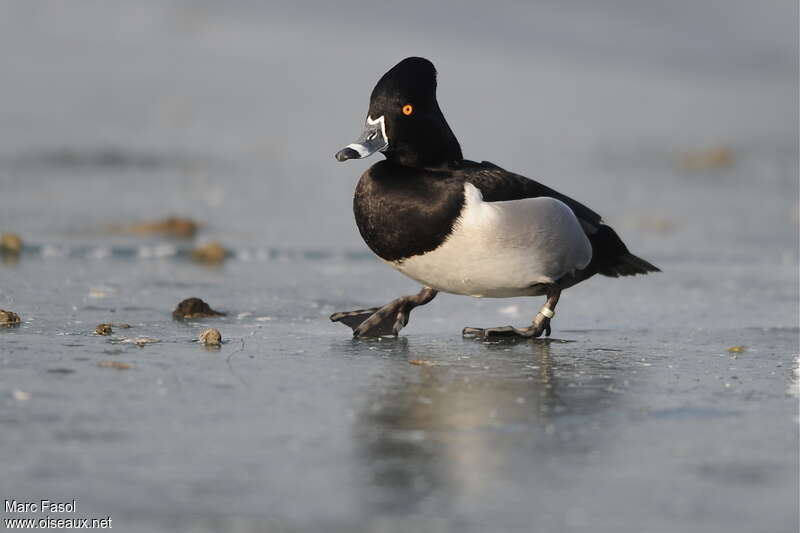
[458,160,660,278]
[459,160,602,230]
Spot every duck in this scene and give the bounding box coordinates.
[331,57,659,339]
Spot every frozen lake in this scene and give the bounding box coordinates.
[1,1,798,532]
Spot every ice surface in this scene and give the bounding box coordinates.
[0,1,797,532]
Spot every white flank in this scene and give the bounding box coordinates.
[391,183,592,297]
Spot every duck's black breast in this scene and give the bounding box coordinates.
[354,161,465,262]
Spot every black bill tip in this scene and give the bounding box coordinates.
[335,147,360,162]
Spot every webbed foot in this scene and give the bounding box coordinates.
[330,287,438,338]
[462,318,551,340]
[330,307,380,331]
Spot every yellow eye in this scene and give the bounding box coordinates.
[402,104,413,116]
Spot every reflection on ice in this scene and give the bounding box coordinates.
[351,340,626,516]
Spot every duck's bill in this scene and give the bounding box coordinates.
[335,116,388,162]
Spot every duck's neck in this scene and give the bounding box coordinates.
[385,146,462,168]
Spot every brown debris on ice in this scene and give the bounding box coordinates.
[114,216,200,238]
[676,146,734,171]
[173,297,226,320]
[1,234,23,264]
[95,323,113,336]
[191,241,228,264]
[97,360,132,370]
[626,214,678,235]
[0,310,21,326]
[0,233,23,253]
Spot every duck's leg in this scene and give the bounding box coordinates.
[463,288,561,339]
[331,287,438,338]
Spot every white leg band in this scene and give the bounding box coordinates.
[539,307,555,319]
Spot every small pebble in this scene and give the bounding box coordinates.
[199,328,222,346]
[95,323,113,336]
[0,309,21,326]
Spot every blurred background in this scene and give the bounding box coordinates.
[0,2,797,533]
[0,0,796,255]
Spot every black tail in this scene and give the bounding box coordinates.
[586,225,660,278]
